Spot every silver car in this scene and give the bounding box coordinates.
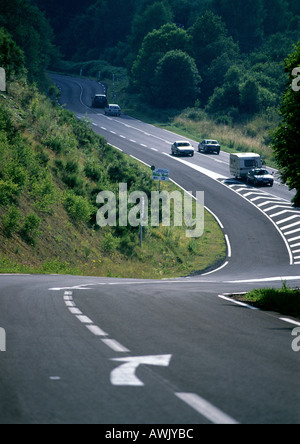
[105,104,121,117]
[171,141,195,157]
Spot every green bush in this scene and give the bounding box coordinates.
[64,191,93,223]
[84,162,102,182]
[0,179,20,205]
[30,174,58,213]
[20,213,41,245]
[103,231,121,253]
[2,206,21,238]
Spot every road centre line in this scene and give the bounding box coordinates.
[175,393,239,425]
[62,286,238,421]
[76,315,93,324]
[102,339,130,353]
[63,291,130,353]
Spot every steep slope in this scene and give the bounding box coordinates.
[0,79,225,278]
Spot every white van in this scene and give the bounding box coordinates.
[230,153,262,179]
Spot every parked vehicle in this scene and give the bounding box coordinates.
[92,94,108,108]
[247,169,274,187]
[105,104,121,116]
[171,141,195,157]
[198,139,221,155]
[230,153,262,179]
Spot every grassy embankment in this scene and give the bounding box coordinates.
[0,77,226,279]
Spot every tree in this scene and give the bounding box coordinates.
[62,0,137,61]
[131,23,191,101]
[213,0,265,52]
[240,79,260,114]
[130,1,174,52]
[153,50,201,108]
[188,11,240,101]
[0,0,57,84]
[271,42,300,206]
[0,28,26,79]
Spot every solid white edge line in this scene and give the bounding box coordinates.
[218,294,259,310]
[201,261,229,276]
[175,392,239,425]
[225,234,232,258]
[279,318,300,327]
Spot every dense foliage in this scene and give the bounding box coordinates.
[32,0,300,115]
[271,43,300,206]
[0,0,58,85]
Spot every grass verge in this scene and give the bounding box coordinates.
[233,283,300,318]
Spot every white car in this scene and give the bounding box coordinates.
[171,141,195,157]
[105,104,121,117]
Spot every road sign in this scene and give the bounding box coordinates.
[152,168,170,182]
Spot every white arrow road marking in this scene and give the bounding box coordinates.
[110,355,172,387]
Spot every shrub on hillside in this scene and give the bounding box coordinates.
[64,191,94,224]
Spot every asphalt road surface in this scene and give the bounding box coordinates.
[0,75,300,424]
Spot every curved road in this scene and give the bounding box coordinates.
[0,74,299,424]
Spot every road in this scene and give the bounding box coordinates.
[0,74,299,424]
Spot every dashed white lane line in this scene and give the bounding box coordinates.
[63,291,130,353]
[62,291,238,422]
[86,325,108,337]
[76,315,93,324]
[102,339,130,353]
[175,393,239,425]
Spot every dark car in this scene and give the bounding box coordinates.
[247,169,274,187]
[92,94,108,108]
[198,139,221,155]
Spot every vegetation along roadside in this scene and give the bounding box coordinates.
[231,283,300,319]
